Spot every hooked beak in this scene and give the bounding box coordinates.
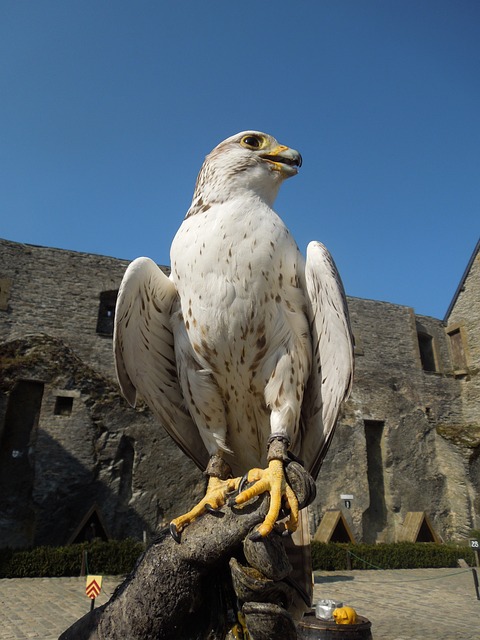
[260,144,302,177]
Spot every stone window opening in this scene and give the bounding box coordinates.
[52,389,80,417]
[362,419,387,543]
[96,290,118,336]
[417,331,437,372]
[54,396,74,416]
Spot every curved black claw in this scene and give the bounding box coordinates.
[204,503,224,517]
[169,522,181,544]
[281,529,294,538]
[227,473,250,507]
[238,473,249,494]
[227,473,250,508]
[249,528,264,542]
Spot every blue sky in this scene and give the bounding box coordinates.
[1,1,479,319]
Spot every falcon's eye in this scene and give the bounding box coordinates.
[241,135,262,149]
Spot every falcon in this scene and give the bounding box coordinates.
[114,130,353,556]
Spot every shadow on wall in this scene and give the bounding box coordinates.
[362,420,387,543]
[0,335,208,552]
[0,380,43,547]
[0,336,150,549]
[0,424,148,549]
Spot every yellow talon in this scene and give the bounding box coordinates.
[234,459,299,537]
[170,476,240,537]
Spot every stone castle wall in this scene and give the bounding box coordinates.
[446,246,480,424]
[314,294,474,543]
[0,239,130,379]
[1,237,478,547]
[444,243,480,527]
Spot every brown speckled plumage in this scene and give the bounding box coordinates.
[114,131,353,479]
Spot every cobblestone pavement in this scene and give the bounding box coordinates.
[313,568,480,639]
[0,568,478,639]
[0,576,121,639]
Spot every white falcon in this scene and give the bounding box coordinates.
[114,131,353,545]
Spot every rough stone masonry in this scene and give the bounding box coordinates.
[0,237,479,548]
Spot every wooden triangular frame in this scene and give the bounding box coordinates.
[399,511,441,543]
[313,509,356,543]
[67,503,111,545]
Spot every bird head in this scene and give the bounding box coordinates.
[188,131,302,213]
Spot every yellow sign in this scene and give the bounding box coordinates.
[86,575,103,600]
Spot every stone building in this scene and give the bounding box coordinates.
[0,237,478,548]
[316,238,480,543]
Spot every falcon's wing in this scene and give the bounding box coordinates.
[299,241,354,479]
[113,257,210,471]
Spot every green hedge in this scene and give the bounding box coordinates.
[0,539,476,578]
[0,539,144,578]
[311,541,476,571]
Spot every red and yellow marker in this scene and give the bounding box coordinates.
[86,575,103,610]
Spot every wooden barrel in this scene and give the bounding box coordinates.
[298,611,373,640]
